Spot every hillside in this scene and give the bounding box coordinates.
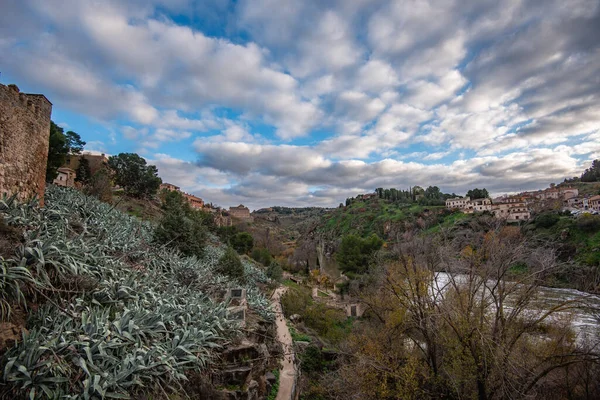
[285,193,600,292]
[318,198,449,239]
[0,187,279,399]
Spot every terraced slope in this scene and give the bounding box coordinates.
[0,186,274,399]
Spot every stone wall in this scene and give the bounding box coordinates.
[229,205,254,222]
[0,84,52,205]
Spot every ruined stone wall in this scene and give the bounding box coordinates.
[0,84,52,205]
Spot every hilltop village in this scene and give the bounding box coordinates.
[53,152,254,226]
[445,186,600,222]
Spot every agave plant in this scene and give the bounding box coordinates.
[0,186,275,398]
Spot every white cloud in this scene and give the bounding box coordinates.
[3,0,598,208]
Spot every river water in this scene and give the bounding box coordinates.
[317,246,600,339]
[433,272,600,340]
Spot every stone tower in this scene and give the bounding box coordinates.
[0,83,53,205]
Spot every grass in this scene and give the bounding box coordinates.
[283,279,300,289]
[317,290,329,298]
[266,369,280,400]
[289,325,312,342]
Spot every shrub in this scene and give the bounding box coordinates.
[266,261,283,281]
[216,226,239,244]
[281,287,311,317]
[231,232,254,254]
[154,190,207,258]
[217,247,245,280]
[251,247,273,266]
[576,214,600,233]
[336,234,383,274]
[535,213,560,229]
[300,346,327,374]
[83,169,112,202]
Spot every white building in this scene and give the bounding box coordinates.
[445,197,471,209]
[466,198,492,213]
[53,167,76,187]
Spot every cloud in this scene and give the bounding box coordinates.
[3,0,598,208]
[1,0,321,138]
[194,141,331,176]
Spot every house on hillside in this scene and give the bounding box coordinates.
[492,196,530,221]
[53,167,76,187]
[561,187,579,200]
[183,193,204,209]
[229,205,254,222]
[445,197,470,210]
[160,182,180,192]
[537,188,560,200]
[590,195,600,211]
[466,198,492,213]
[357,193,377,200]
[65,151,109,176]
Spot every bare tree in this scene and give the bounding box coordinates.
[333,225,600,399]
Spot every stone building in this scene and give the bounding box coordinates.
[0,84,52,205]
[590,195,600,212]
[183,193,204,209]
[561,187,579,201]
[214,212,233,227]
[53,167,76,187]
[446,195,531,221]
[229,204,253,222]
[491,196,530,222]
[65,151,109,176]
[466,198,492,213]
[160,182,180,192]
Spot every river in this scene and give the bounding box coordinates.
[317,245,600,339]
[433,272,600,340]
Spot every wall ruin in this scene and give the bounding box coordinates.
[0,84,52,205]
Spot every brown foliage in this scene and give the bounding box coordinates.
[326,228,600,399]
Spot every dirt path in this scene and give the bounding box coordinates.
[271,287,296,400]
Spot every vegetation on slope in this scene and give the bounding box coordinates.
[319,196,453,240]
[297,226,600,400]
[0,186,273,399]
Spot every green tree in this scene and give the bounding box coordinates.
[231,232,254,254]
[466,187,489,199]
[217,226,239,244]
[74,156,92,185]
[410,185,424,201]
[336,234,383,275]
[217,247,245,280]
[154,190,207,258]
[581,159,600,182]
[251,247,273,266]
[108,153,161,198]
[266,261,283,281]
[424,186,441,199]
[83,169,112,202]
[46,121,86,182]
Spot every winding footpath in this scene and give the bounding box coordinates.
[271,287,297,400]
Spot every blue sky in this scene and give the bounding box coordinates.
[1,0,599,209]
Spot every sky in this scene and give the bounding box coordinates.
[1,0,599,210]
